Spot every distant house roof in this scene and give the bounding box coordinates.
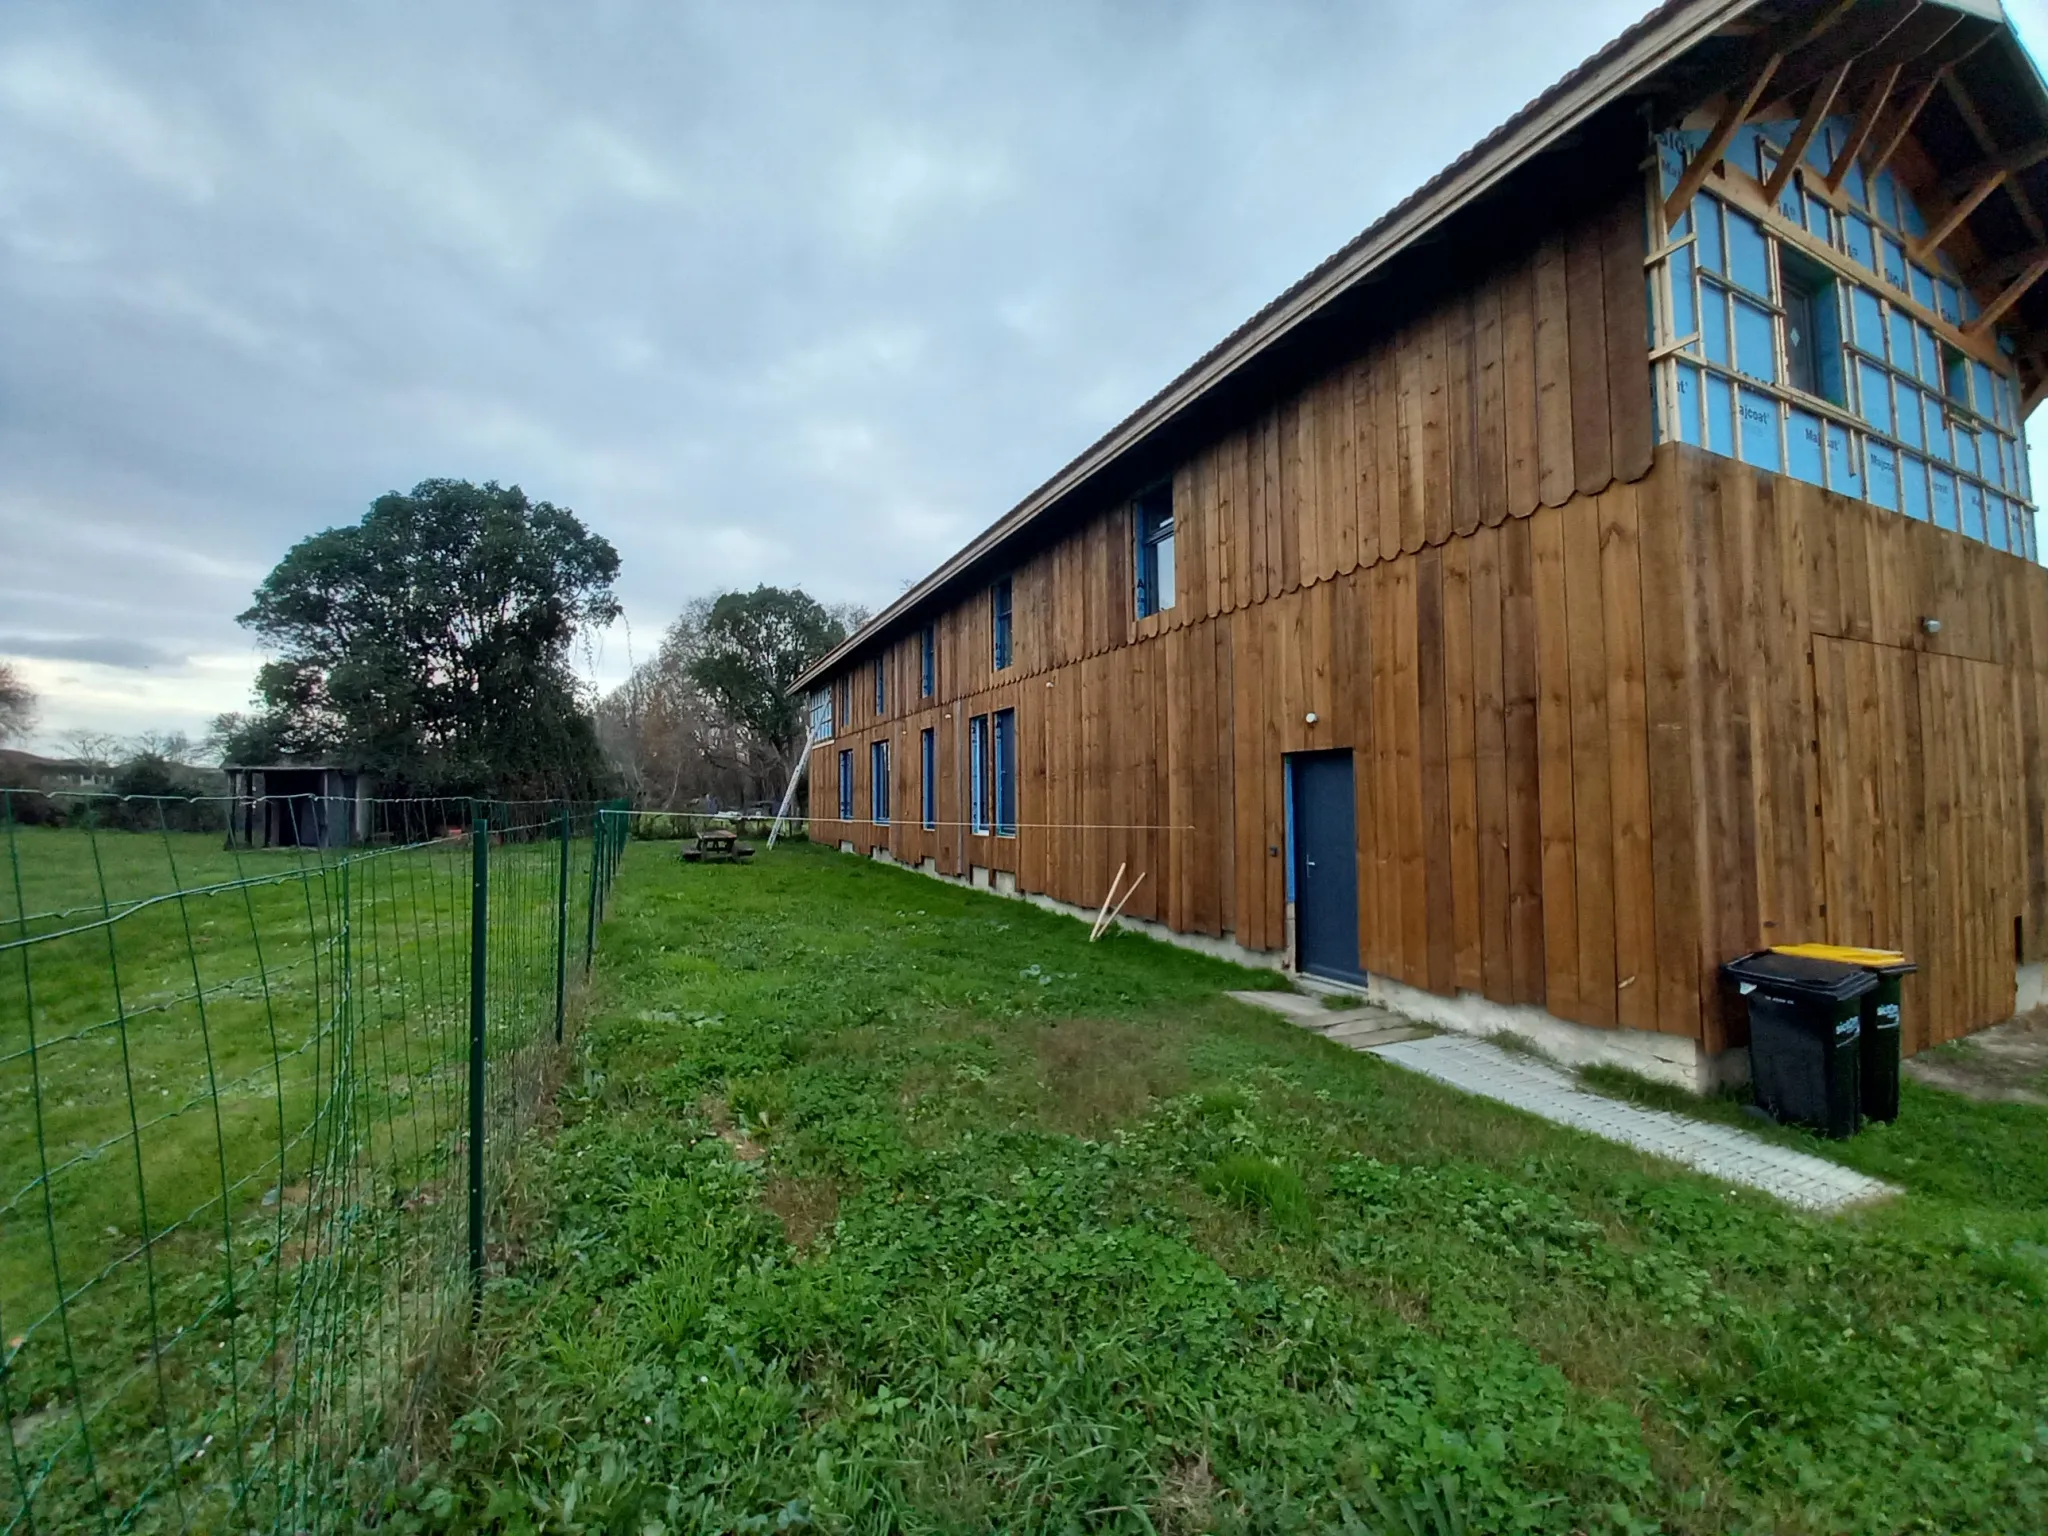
[796,0,2048,691]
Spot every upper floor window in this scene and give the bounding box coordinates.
[808,688,833,742]
[874,657,886,717]
[1649,132,2036,561]
[991,578,1013,670]
[920,624,936,697]
[1134,482,1175,617]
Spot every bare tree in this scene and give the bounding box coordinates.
[0,660,33,745]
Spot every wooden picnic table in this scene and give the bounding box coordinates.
[682,826,754,863]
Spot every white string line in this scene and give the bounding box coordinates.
[618,808,1196,833]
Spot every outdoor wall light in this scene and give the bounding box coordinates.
[1921,616,1943,634]
[1304,711,1318,725]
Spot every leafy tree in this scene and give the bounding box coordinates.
[0,660,33,744]
[687,587,854,793]
[233,479,620,799]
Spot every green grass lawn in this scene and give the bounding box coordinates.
[403,842,2048,1536]
[1,823,576,1532]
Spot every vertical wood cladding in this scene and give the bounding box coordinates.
[808,184,2048,1054]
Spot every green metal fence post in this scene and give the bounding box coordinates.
[584,808,601,974]
[468,817,488,1317]
[554,807,570,1044]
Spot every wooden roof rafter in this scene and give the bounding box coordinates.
[1965,251,2048,340]
[1763,58,1852,202]
[1825,60,1904,190]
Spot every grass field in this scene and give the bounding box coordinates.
[396,841,2048,1536]
[1,818,585,1532]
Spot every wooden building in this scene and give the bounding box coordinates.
[796,0,2048,1086]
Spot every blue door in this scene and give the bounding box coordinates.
[1291,751,1363,984]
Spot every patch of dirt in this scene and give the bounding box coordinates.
[1154,1454,1224,1535]
[762,1172,841,1250]
[1903,1008,2048,1104]
[700,1095,765,1161]
[1031,1017,1189,1135]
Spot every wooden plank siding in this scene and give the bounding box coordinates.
[804,179,2048,1061]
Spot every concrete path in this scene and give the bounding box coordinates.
[1228,991,1897,1212]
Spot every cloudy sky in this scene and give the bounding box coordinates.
[5,0,2047,753]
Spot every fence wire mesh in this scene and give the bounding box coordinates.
[0,791,630,1534]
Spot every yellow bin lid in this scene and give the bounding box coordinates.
[1769,942,1909,968]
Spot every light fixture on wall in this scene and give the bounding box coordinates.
[1920,616,1943,635]
[1304,712,1318,725]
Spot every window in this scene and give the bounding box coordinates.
[991,578,1013,670]
[837,750,853,821]
[920,624,935,697]
[1779,251,1843,405]
[969,714,989,833]
[1134,482,1175,617]
[836,678,851,735]
[920,727,936,829]
[808,688,833,741]
[870,740,890,824]
[874,658,886,717]
[1649,173,2032,557]
[993,708,1017,835]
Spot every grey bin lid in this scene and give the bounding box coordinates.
[1722,950,1880,1005]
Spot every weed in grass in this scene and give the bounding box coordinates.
[402,843,2048,1536]
[1202,1152,1314,1228]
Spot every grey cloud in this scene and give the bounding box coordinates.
[0,634,176,669]
[4,0,1830,746]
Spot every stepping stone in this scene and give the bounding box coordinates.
[1323,1018,1429,1049]
[1367,1034,1899,1213]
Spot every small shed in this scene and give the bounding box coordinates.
[223,763,373,849]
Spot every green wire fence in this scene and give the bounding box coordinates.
[0,791,631,1534]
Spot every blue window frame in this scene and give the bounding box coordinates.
[870,740,890,824]
[809,688,833,741]
[920,624,935,697]
[1134,482,1175,617]
[920,727,936,829]
[991,579,1013,670]
[874,658,885,717]
[993,708,1017,836]
[837,749,853,821]
[969,715,989,833]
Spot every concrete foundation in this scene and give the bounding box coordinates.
[2017,961,2046,1014]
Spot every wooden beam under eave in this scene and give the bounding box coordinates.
[1863,67,1946,182]
[1944,68,2048,247]
[1764,61,1852,204]
[1966,253,2048,339]
[1979,245,2048,287]
[1826,62,1902,192]
[1664,54,1785,225]
[1939,138,2048,202]
[1914,167,2007,263]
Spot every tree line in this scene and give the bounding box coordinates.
[3,478,858,816]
